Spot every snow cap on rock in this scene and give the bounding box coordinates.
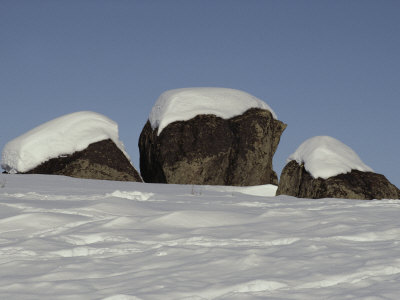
[1,111,129,173]
[149,87,278,135]
[288,136,373,179]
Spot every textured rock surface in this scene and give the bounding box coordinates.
[139,108,287,186]
[277,160,399,200]
[24,139,142,182]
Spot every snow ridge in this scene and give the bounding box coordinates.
[1,111,129,173]
[149,87,278,135]
[288,136,373,179]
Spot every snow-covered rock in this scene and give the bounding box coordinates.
[149,87,278,135]
[1,111,142,182]
[1,111,129,173]
[277,136,399,200]
[140,88,286,186]
[288,136,373,179]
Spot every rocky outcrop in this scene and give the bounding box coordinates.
[276,160,399,200]
[139,108,287,186]
[25,139,142,182]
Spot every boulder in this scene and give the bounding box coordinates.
[25,139,142,182]
[1,111,142,182]
[277,136,400,200]
[277,160,399,200]
[139,108,287,185]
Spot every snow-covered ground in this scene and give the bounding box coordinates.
[0,174,399,299]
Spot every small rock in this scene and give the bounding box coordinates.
[277,160,399,200]
[25,139,142,182]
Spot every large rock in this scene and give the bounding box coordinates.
[139,108,287,186]
[1,111,142,182]
[25,139,142,182]
[277,160,400,200]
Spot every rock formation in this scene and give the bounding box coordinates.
[277,160,399,200]
[1,111,142,182]
[25,139,142,182]
[139,108,287,186]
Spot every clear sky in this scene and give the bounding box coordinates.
[1,0,399,187]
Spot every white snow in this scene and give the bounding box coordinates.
[1,111,130,173]
[288,136,373,179]
[0,173,399,299]
[149,87,278,135]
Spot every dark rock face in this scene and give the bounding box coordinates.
[277,160,399,200]
[139,108,287,186]
[24,139,142,182]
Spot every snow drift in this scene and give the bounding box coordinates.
[0,174,399,299]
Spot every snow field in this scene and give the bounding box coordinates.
[0,174,399,299]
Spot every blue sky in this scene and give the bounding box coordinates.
[1,0,399,187]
